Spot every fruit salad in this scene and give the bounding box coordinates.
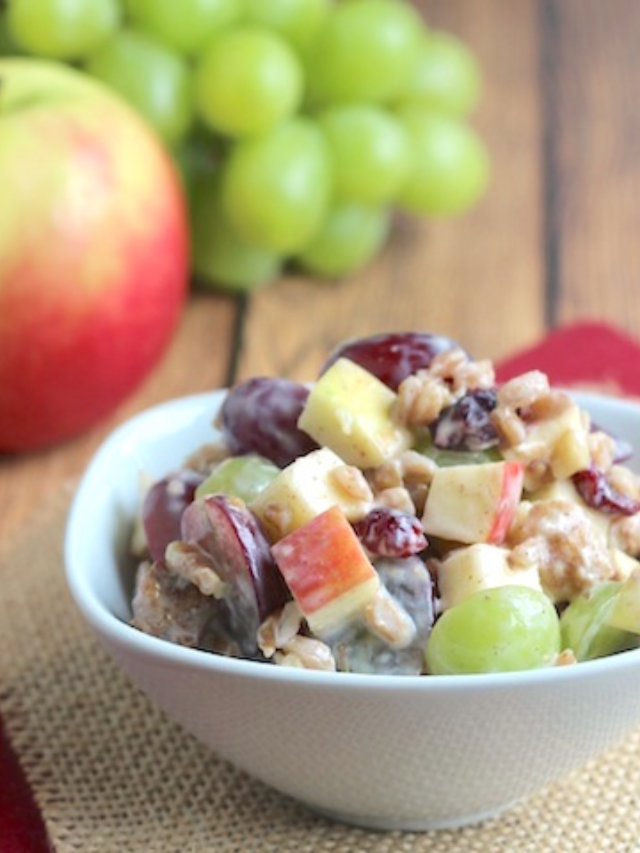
[131,332,640,675]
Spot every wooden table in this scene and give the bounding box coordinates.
[2,0,640,541]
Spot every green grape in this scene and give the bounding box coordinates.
[398,108,489,216]
[560,582,637,662]
[403,31,482,116]
[426,586,561,675]
[421,446,502,468]
[307,0,423,105]
[196,455,280,503]
[318,104,410,204]
[194,28,303,138]
[243,0,331,54]
[222,118,331,254]
[192,175,282,293]
[8,0,120,60]
[124,0,243,55]
[87,30,193,145]
[297,202,390,278]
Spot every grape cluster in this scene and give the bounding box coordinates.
[1,0,488,291]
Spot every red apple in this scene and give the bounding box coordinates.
[0,58,189,451]
[422,460,524,545]
[271,505,380,636]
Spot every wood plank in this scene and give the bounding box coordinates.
[0,293,238,541]
[551,0,640,334]
[237,0,546,382]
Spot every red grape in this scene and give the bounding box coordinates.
[181,495,289,654]
[220,377,318,467]
[321,331,461,390]
[142,469,204,562]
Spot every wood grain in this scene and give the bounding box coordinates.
[236,0,546,382]
[549,0,640,334]
[0,294,237,541]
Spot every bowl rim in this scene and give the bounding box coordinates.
[65,388,640,694]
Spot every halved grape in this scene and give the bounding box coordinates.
[8,0,120,60]
[192,174,282,293]
[560,582,637,662]
[194,28,303,138]
[181,495,290,654]
[296,202,390,278]
[318,104,410,204]
[243,0,332,55]
[87,29,193,145]
[222,118,331,253]
[142,469,204,562]
[321,331,461,391]
[333,556,434,675]
[403,31,482,116]
[196,455,280,504]
[307,0,423,105]
[398,107,489,216]
[220,377,318,468]
[124,0,242,55]
[426,586,561,675]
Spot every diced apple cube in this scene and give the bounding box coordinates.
[504,400,590,481]
[606,568,640,634]
[422,461,524,545]
[297,357,411,468]
[271,506,380,636]
[250,447,369,542]
[438,543,542,611]
[610,549,640,585]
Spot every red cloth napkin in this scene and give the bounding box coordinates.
[2,319,640,852]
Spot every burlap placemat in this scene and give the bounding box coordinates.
[1,490,640,853]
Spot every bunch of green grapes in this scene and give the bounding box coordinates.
[1,0,489,291]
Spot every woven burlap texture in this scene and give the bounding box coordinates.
[1,491,640,853]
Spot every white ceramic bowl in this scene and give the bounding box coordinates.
[65,389,640,831]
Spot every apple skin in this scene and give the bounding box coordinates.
[0,59,189,451]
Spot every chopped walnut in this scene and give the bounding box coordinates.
[164,541,228,599]
[363,587,416,650]
[588,430,618,472]
[509,500,614,601]
[273,635,336,671]
[330,464,374,510]
[260,501,293,542]
[428,348,495,394]
[257,601,303,658]
[610,513,640,557]
[555,649,577,667]
[182,440,231,475]
[497,371,550,411]
[374,486,416,515]
[607,464,640,502]
[368,452,436,515]
[491,405,527,446]
[394,372,454,427]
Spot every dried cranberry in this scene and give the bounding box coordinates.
[572,465,640,516]
[430,389,499,452]
[353,508,427,558]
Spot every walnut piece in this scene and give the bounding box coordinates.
[509,500,614,601]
